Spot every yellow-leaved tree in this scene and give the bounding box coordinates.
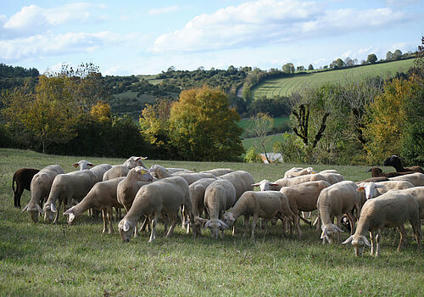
[169,86,244,161]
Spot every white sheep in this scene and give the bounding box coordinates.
[218,170,255,200]
[188,177,217,237]
[343,190,422,256]
[222,191,297,240]
[118,176,191,243]
[22,165,65,223]
[201,168,234,177]
[149,164,215,185]
[72,160,94,170]
[253,173,327,191]
[63,177,125,233]
[43,170,98,223]
[359,181,415,200]
[283,167,315,178]
[317,181,366,244]
[103,156,148,181]
[319,169,338,174]
[319,172,344,185]
[397,187,424,219]
[89,164,113,182]
[195,179,236,239]
[389,172,424,186]
[116,167,154,211]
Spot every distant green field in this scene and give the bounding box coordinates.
[252,59,415,99]
[242,133,284,152]
[238,117,290,137]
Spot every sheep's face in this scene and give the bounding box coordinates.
[63,208,76,224]
[222,212,235,226]
[73,160,94,170]
[43,203,56,223]
[134,167,153,182]
[118,220,135,242]
[321,224,343,244]
[352,235,370,256]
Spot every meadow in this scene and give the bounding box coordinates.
[252,59,415,99]
[1,148,424,296]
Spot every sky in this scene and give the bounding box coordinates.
[0,0,423,76]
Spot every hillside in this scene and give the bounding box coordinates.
[252,59,415,99]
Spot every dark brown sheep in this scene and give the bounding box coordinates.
[12,168,39,208]
[383,155,424,173]
[368,167,414,178]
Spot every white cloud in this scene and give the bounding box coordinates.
[152,0,409,53]
[1,3,105,38]
[148,5,179,15]
[0,31,132,62]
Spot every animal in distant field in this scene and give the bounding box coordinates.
[12,168,39,208]
[383,155,424,173]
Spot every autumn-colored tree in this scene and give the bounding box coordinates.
[90,101,111,122]
[169,86,244,161]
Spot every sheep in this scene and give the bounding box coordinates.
[72,160,94,170]
[43,170,98,223]
[22,165,64,223]
[279,180,331,235]
[12,168,39,208]
[103,156,148,181]
[218,170,255,200]
[359,181,415,200]
[383,155,424,173]
[188,177,218,237]
[317,181,366,244]
[398,187,424,219]
[356,176,389,183]
[319,169,338,174]
[368,166,414,178]
[389,172,424,186]
[195,179,236,239]
[343,191,421,256]
[166,168,194,174]
[149,164,215,184]
[116,167,154,211]
[64,177,126,233]
[283,167,314,178]
[89,164,113,182]
[319,172,344,185]
[118,176,191,243]
[222,191,298,240]
[253,173,328,191]
[201,168,234,177]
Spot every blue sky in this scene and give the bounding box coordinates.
[1,0,423,75]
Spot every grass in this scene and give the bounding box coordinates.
[1,148,424,296]
[238,117,290,138]
[252,59,415,99]
[242,133,284,152]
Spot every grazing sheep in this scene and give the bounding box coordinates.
[398,187,424,219]
[118,176,191,243]
[218,170,255,200]
[196,179,236,239]
[64,177,125,233]
[317,181,366,244]
[103,156,148,181]
[201,168,234,177]
[72,160,94,170]
[188,177,218,237]
[384,155,424,173]
[117,167,154,211]
[368,167,414,178]
[319,172,344,185]
[279,181,331,236]
[22,165,64,223]
[43,170,98,223]
[253,174,328,191]
[343,191,421,256]
[149,164,215,185]
[222,191,297,240]
[359,181,415,200]
[283,167,314,178]
[389,172,424,186]
[12,168,39,208]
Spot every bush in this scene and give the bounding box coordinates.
[244,147,262,163]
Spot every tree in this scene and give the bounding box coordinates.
[344,57,355,67]
[169,86,244,161]
[393,49,402,60]
[282,63,295,74]
[367,54,378,64]
[308,64,314,71]
[386,51,394,61]
[296,66,305,72]
[248,113,274,163]
[90,101,111,123]
[330,58,345,69]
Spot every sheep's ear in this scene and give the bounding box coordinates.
[218,219,229,230]
[251,183,260,187]
[357,187,365,192]
[88,162,94,167]
[141,156,148,160]
[360,235,371,247]
[64,212,75,223]
[320,230,326,239]
[204,220,212,229]
[342,235,353,245]
[22,204,29,213]
[335,225,345,233]
[72,163,79,168]
[123,221,130,232]
[50,203,57,213]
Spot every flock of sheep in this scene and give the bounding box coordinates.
[11,155,424,257]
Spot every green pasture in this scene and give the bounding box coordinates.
[252,59,415,99]
[238,117,290,138]
[1,148,423,296]
[242,133,284,152]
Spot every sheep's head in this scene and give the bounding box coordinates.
[22,203,42,223]
[204,219,229,239]
[342,234,371,256]
[73,160,94,170]
[43,202,57,223]
[124,156,148,169]
[118,219,135,242]
[251,180,280,191]
[320,224,344,244]
[63,208,76,224]
[383,155,401,167]
[222,212,236,227]
[134,167,153,182]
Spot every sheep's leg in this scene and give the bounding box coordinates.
[345,213,356,235]
[149,214,158,243]
[397,225,408,252]
[294,214,302,240]
[108,208,113,234]
[375,232,381,257]
[251,215,258,240]
[370,231,375,256]
[53,199,61,224]
[232,225,236,237]
[166,213,177,238]
[102,209,108,234]
[410,219,422,250]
